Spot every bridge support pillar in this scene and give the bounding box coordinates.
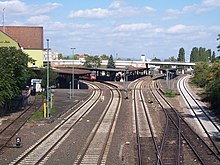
[182,69,185,74]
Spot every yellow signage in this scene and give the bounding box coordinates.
[0,40,10,43]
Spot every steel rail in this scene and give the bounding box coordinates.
[75,83,121,165]
[132,78,162,164]
[133,80,143,165]
[10,83,101,165]
[179,76,220,154]
[0,96,41,151]
[156,79,220,164]
[139,80,162,164]
[182,76,220,132]
[150,80,181,165]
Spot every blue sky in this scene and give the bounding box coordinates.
[1,0,220,60]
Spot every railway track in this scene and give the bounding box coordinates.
[132,78,160,164]
[152,77,220,164]
[150,80,181,164]
[9,83,102,165]
[178,76,220,153]
[74,83,122,165]
[0,96,42,152]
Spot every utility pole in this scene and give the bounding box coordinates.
[2,8,5,32]
[125,66,129,99]
[46,39,50,118]
[70,48,76,99]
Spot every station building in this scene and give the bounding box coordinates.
[0,26,44,68]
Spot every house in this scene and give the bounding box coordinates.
[0,26,44,67]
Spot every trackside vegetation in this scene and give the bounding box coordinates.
[192,60,220,112]
[0,47,35,114]
[192,34,220,113]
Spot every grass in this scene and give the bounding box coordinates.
[165,90,176,98]
[30,94,56,120]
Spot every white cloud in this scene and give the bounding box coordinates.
[69,2,156,19]
[32,3,62,15]
[27,15,50,24]
[0,0,28,14]
[69,8,111,18]
[114,23,154,31]
[167,24,189,33]
[144,6,157,14]
[0,1,61,16]
[163,9,181,20]
[164,0,220,20]
[109,1,121,9]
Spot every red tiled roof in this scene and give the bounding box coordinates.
[0,26,43,49]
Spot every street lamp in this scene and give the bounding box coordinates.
[2,8,5,32]
[70,47,76,99]
[46,39,50,118]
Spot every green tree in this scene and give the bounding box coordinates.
[190,47,199,62]
[178,47,185,62]
[211,51,216,62]
[192,62,210,88]
[38,67,58,89]
[100,54,109,60]
[151,57,161,62]
[217,34,220,51]
[166,56,177,62]
[206,60,220,110]
[0,47,34,107]
[83,55,101,68]
[63,56,70,59]
[190,47,212,62]
[73,54,78,60]
[206,49,212,61]
[107,55,115,68]
[58,53,63,60]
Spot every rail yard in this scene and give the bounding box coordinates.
[0,75,220,165]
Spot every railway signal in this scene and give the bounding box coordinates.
[16,137,21,147]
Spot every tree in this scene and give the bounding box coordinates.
[107,55,115,68]
[73,54,79,60]
[151,57,161,62]
[83,55,101,68]
[0,47,34,107]
[190,47,199,62]
[100,54,109,60]
[63,56,70,59]
[217,34,220,51]
[166,56,177,62]
[211,51,216,62]
[58,53,63,60]
[206,60,220,110]
[190,47,212,62]
[192,62,210,88]
[178,48,185,62]
[38,67,58,89]
[206,49,212,62]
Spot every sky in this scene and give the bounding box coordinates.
[0,0,220,60]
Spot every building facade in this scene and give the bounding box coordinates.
[0,26,44,68]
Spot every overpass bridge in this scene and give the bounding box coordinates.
[48,59,195,74]
[48,59,195,68]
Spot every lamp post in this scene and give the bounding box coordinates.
[2,8,5,32]
[70,48,76,99]
[46,39,50,118]
[125,66,128,99]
